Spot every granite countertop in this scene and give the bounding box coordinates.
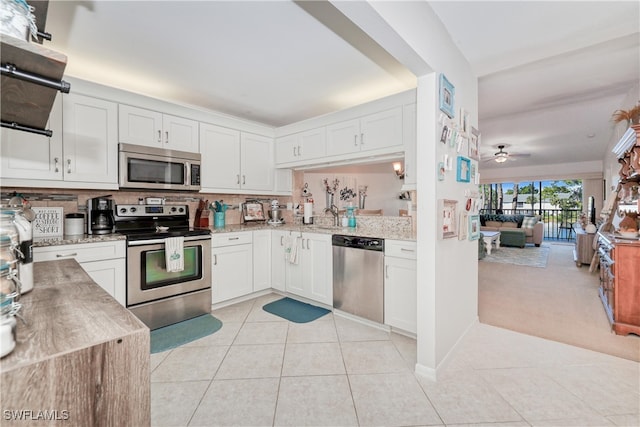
[31,221,415,247]
[33,233,127,248]
[0,259,148,374]
[208,222,416,241]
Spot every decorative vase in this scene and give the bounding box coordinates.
[358,194,366,209]
[325,193,334,209]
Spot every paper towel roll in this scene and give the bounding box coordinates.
[304,202,313,224]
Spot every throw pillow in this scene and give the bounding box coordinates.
[522,216,538,229]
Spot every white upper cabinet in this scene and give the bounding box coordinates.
[2,93,118,188]
[276,127,326,165]
[62,93,119,184]
[119,104,198,152]
[199,123,274,193]
[1,93,63,181]
[326,107,402,157]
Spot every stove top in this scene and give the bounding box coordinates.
[113,204,210,241]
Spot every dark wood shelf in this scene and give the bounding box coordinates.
[1,34,67,130]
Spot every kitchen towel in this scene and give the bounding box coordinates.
[165,236,184,272]
[284,235,299,265]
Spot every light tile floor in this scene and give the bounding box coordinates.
[151,293,640,427]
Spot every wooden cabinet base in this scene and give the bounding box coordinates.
[613,322,640,336]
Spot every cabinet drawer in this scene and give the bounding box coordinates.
[212,232,253,247]
[34,240,126,263]
[384,240,416,259]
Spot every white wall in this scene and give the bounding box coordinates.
[339,1,479,379]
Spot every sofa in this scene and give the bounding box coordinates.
[480,214,543,247]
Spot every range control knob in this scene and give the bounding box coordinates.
[130,207,137,213]
[119,208,127,214]
[178,207,184,213]
[171,207,177,212]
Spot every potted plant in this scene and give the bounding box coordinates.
[612,103,640,127]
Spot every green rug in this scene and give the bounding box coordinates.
[263,297,330,323]
[150,314,222,354]
[481,243,550,268]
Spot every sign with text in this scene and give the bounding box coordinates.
[32,207,63,237]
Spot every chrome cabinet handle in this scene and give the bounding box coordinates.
[400,248,415,252]
[157,130,161,143]
[280,236,284,246]
[213,254,217,265]
[66,158,71,174]
[228,237,239,240]
[236,175,240,184]
[165,131,169,143]
[354,135,358,146]
[385,265,389,279]
[242,175,246,185]
[360,133,364,145]
[297,145,302,156]
[56,252,78,258]
[54,157,59,173]
[293,146,297,156]
[301,239,305,250]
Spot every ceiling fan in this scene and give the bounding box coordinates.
[483,145,530,163]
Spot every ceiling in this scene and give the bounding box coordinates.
[44,1,639,173]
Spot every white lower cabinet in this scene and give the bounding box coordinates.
[271,230,288,292]
[281,232,332,306]
[211,232,253,304]
[384,240,416,334]
[252,230,271,292]
[33,240,126,306]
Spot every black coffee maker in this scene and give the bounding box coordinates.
[87,196,115,235]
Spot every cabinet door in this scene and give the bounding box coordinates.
[62,93,118,183]
[274,169,292,194]
[118,104,163,147]
[253,230,272,292]
[212,244,253,304]
[199,123,241,190]
[299,127,326,160]
[81,258,126,306]
[271,230,288,292]
[326,118,360,156]
[1,93,63,181]
[240,133,274,191]
[402,103,416,188]
[275,134,298,164]
[162,114,199,152]
[285,237,305,297]
[384,256,416,334]
[302,233,332,305]
[360,107,403,152]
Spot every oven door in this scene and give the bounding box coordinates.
[127,236,211,306]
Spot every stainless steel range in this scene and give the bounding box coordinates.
[114,204,211,330]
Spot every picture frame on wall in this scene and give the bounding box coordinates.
[456,156,471,182]
[458,211,468,240]
[468,127,480,161]
[469,214,480,240]
[242,202,265,222]
[438,199,458,239]
[439,74,455,118]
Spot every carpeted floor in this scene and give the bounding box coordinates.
[482,243,550,267]
[479,242,640,362]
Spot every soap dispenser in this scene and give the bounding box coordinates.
[346,206,356,228]
[341,213,348,227]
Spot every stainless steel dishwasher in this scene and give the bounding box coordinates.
[332,235,385,323]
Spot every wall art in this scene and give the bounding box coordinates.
[438,199,458,239]
[32,207,63,237]
[438,162,445,181]
[439,74,455,118]
[468,127,480,161]
[458,211,468,240]
[469,214,480,241]
[456,156,471,182]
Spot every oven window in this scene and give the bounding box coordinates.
[128,158,184,184]
[141,246,202,289]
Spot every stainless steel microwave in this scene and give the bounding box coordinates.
[119,143,201,191]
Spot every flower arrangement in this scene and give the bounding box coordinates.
[323,178,340,195]
[358,185,368,197]
[612,103,640,127]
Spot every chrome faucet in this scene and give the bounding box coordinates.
[324,204,340,227]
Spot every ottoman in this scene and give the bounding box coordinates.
[500,229,526,248]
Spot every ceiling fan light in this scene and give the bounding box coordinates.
[495,154,508,163]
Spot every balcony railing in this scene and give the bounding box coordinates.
[480,208,581,242]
